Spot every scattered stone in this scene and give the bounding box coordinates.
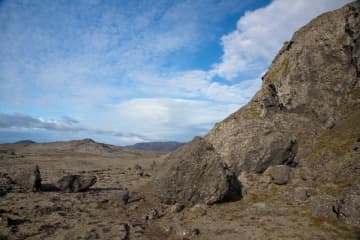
[191,228,200,236]
[170,203,185,213]
[310,194,339,220]
[12,165,42,192]
[84,229,99,240]
[33,165,42,192]
[6,217,31,226]
[337,180,360,227]
[143,208,161,220]
[130,223,145,238]
[178,228,191,238]
[293,188,311,202]
[134,164,144,176]
[122,188,129,205]
[119,223,129,240]
[189,204,207,217]
[55,175,97,192]
[265,165,291,185]
[0,173,14,196]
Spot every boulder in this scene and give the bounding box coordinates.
[265,165,291,185]
[337,180,360,227]
[55,175,97,192]
[0,173,14,196]
[157,137,241,206]
[310,194,339,220]
[12,165,42,192]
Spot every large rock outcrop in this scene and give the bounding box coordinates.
[157,137,240,205]
[56,175,97,192]
[157,1,360,207]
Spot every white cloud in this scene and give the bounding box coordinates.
[212,0,352,80]
[0,0,353,144]
[112,98,240,141]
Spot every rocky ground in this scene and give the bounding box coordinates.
[0,140,359,240]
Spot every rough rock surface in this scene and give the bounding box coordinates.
[12,165,42,192]
[157,137,241,205]
[265,165,291,185]
[56,175,97,192]
[156,1,360,213]
[0,173,14,196]
[337,180,360,227]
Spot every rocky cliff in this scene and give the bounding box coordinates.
[156,1,360,228]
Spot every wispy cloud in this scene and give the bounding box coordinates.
[0,0,352,144]
[0,113,146,142]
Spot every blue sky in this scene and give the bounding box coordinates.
[0,0,352,145]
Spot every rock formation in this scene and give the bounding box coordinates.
[156,2,360,227]
[12,165,42,192]
[157,137,241,205]
[0,173,14,196]
[55,175,97,192]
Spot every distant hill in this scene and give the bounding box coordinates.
[14,140,36,145]
[127,141,184,151]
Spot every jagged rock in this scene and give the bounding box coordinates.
[143,208,163,220]
[0,173,14,196]
[157,137,241,206]
[133,164,144,176]
[310,194,339,220]
[170,203,185,213]
[55,175,97,192]
[12,165,42,192]
[119,223,129,240]
[293,187,311,202]
[337,180,360,227]
[265,165,291,185]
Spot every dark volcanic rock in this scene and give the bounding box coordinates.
[55,175,97,192]
[157,137,241,206]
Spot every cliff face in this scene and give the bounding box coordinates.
[156,1,360,227]
[205,1,360,172]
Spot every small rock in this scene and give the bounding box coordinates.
[294,188,311,202]
[310,194,339,219]
[84,229,99,240]
[0,173,14,196]
[170,203,184,213]
[55,175,96,192]
[265,165,291,185]
[119,223,129,240]
[191,228,200,236]
[122,188,130,205]
[133,164,144,176]
[337,180,360,227]
[143,208,161,220]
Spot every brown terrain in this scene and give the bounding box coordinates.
[1,1,360,240]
